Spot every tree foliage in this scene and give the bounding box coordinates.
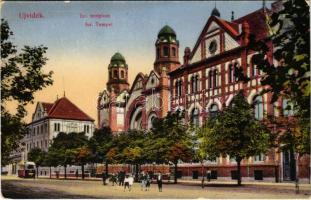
[1,19,53,165]
[147,110,194,183]
[199,91,270,185]
[88,127,113,163]
[241,0,309,156]
[47,132,89,178]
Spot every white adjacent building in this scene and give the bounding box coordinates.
[23,96,95,161]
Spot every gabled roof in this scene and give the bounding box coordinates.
[129,72,147,93]
[189,8,269,61]
[233,8,269,40]
[147,70,160,80]
[190,15,239,60]
[47,97,94,121]
[33,97,94,122]
[41,102,53,113]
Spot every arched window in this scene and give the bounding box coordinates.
[178,80,183,97]
[234,62,239,82]
[148,114,157,130]
[172,47,176,57]
[121,70,125,78]
[191,108,200,126]
[157,48,160,58]
[163,46,169,57]
[113,70,118,79]
[191,75,199,93]
[228,64,233,83]
[254,95,263,120]
[208,71,213,89]
[195,75,199,92]
[252,62,257,77]
[282,99,294,116]
[175,81,179,97]
[209,104,219,118]
[251,56,260,77]
[213,70,218,87]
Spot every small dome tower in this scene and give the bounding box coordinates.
[107,52,129,94]
[154,25,180,74]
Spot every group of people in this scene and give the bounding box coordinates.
[101,171,163,192]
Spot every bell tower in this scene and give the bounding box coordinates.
[107,52,129,94]
[154,25,180,74]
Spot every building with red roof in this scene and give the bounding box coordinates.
[23,96,95,161]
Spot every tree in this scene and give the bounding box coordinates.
[27,147,46,178]
[200,91,270,186]
[121,129,148,179]
[44,147,61,179]
[88,127,113,176]
[240,0,310,155]
[49,132,88,179]
[1,19,53,165]
[75,146,92,179]
[148,110,194,183]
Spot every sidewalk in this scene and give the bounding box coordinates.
[20,175,311,188]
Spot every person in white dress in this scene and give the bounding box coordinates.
[128,175,134,191]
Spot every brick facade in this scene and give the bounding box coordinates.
[97,2,310,182]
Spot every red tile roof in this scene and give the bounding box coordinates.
[214,17,239,37]
[41,97,94,121]
[41,102,53,113]
[233,8,269,40]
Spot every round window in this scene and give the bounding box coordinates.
[208,40,217,54]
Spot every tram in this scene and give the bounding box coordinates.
[18,161,36,178]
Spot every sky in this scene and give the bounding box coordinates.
[1,1,273,125]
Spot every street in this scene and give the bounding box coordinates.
[1,176,310,199]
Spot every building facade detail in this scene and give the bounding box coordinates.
[23,97,95,161]
[97,4,309,182]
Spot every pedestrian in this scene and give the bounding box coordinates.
[146,173,151,191]
[111,173,117,186]
[128,175,134,191]
[124,175,130,191]
[102,171,107,185]
[207,170,211,182]
[56,170,59,179]
[118,172,122,186]
[157,173,163,192]
[121,171,125,186]
[201,176,205,188]
[75,169,79,179]
[140,172,146,191]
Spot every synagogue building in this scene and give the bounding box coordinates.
[97,2,310,182]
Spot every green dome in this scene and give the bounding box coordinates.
[110,52,127,67]
[158,25,176,38]
[157,25,177,43]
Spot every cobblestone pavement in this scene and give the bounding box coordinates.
[1,176,310,199]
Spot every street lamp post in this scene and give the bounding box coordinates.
[295,153,300,194]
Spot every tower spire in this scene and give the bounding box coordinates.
[262,0,266,9]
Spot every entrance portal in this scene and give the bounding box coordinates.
[282,149,296,181]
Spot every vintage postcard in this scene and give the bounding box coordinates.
[1,0,310,199]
